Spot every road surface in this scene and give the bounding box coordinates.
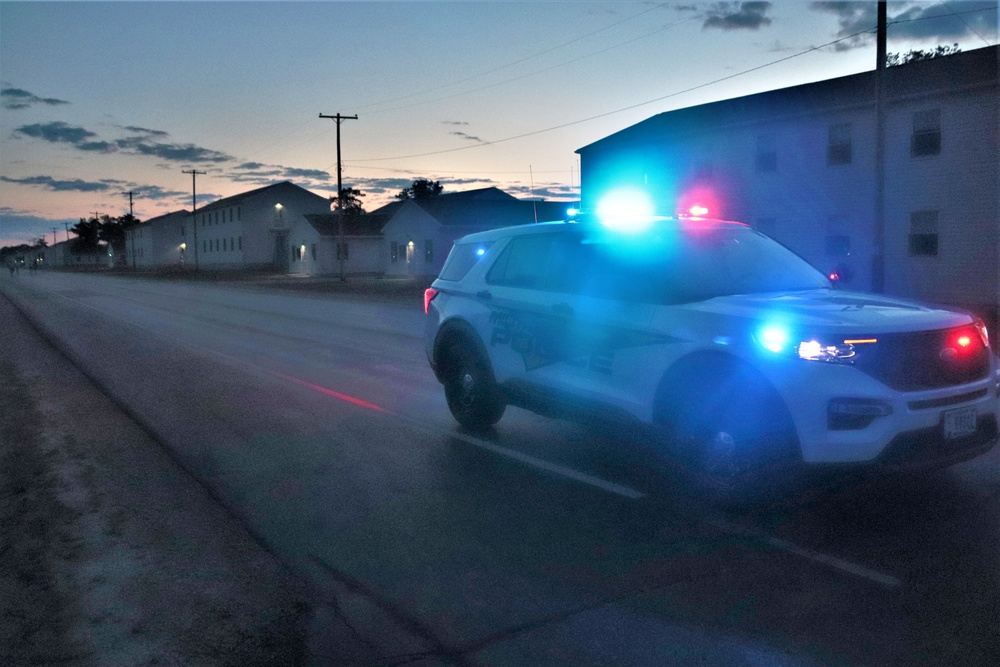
[3,270,998,666]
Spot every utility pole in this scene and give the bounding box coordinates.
[319,112,358,281]
[183,169,206,270]
[51,227,58,246]
[873,0,887,292]
[122,190,137,218]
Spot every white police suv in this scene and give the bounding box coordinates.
[424,210,999,496]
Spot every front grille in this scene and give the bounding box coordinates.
[849,325,992,391]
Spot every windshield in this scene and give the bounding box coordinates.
[558,225,830,304]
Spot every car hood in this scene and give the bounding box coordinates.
[686,289,973,333]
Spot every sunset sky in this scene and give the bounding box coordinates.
[2,1,997,248]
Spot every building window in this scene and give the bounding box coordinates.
[391,241,399,263]
[424,239,433,263]
[311,244,317,261]
[238,236,242,250]
[908,210,939,256]
[827,123,852,165]
[755,134,777,172]
[203,240,207,253]
[337,242,349,260]
[180,225,185,237]
[911,109,941,157]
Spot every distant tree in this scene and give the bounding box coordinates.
[887,43,960,67]
[331,187,366,214]
[70,216,101,251]
[396,179,443,201]
[97,214,140,264]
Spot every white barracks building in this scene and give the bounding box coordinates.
[577,46,999,331]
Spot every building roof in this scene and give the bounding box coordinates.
[197,181,326,213]
[142,210,190,225]
[374,187,573,230]
[577,45,998,154]
[368,187,517,217]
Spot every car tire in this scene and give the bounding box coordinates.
[659,366,799,504]
[441,340,506,431]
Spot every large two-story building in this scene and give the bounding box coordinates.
[577,46,999,328]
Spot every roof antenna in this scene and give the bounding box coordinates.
[529,165,538,223]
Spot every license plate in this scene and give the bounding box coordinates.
[943,406,977,439]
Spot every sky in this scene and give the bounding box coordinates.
[1,1,997,248]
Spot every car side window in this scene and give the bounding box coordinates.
[486,234,558,290]
[439,242,493,281]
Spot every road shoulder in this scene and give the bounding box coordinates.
[0,290,307,665]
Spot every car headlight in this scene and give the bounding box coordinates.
[755,325,873,363]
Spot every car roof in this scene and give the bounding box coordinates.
[455,216,749,244]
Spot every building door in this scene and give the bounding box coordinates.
[273,232,289,271]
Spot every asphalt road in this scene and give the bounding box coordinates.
[3,270,999,666]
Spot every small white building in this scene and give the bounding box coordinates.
[294,213,387,276]
[576,45,999,329]
[379,188,573,278]
[190,181,330,271]
[37,240,108,268]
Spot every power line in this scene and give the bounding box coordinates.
[243,4,671,167]
[358,14,702,120]
[354,3,673,113]
[350,27,876,164]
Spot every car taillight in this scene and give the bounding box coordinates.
[424,288,438,315]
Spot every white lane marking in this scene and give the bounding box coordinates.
[709,520,902,588]
[439,428,646,500]
[36,285,899,587]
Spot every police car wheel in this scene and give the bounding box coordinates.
[693,410,759,493]
[442,341,505,430]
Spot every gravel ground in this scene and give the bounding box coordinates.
[0,291,308,666]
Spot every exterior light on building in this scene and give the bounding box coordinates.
[180,243,187,250]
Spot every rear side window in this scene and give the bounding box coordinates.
[438,242,493,281]
[486,234,560,289]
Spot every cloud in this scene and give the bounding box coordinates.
[119,125,170,138]
[449,131,484,143]
[0,209,79,248]
[1,88,70,110]
[811,1,997,51]
[703,2,773,31]
[227,162,331,189]
[0,175,114,192]
[114,137,233,163]
[14,121,233,163]
[14,121,98,145]
[888,2,998,42]
[127,185,188,201]
[282,167,332,181]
